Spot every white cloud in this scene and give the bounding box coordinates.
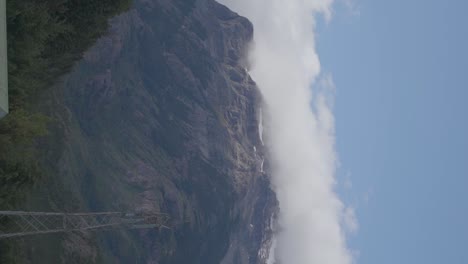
[217,0,355,263]
[343,206,359,234]
[343,0,361,17]
[343,171,353,190]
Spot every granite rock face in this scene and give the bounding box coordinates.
[34,0,278,263]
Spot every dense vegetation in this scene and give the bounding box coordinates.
[1,1,133,262]
[0,0,132,208]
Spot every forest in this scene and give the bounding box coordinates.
[0,0,132,208]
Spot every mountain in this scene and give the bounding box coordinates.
[6,0,278,263]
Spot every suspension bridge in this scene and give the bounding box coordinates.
[0,211,170,239]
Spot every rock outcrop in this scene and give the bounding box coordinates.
[28,0,278,263]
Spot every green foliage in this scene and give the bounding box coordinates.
[0,0,132,207]
[0,109,49,147]
[0,1,132,261]
[0,110,49,212]
[7,0,133,107]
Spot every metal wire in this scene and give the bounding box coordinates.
[0,211,170,239]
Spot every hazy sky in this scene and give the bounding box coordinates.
[319,0,468,263]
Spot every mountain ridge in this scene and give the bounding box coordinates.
[11,0,278,263]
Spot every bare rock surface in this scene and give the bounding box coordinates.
[28,0,278,263]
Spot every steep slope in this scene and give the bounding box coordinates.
[16,0,277,263]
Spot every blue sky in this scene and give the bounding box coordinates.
[317,0,468,263]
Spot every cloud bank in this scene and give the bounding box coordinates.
[218,0,354,263]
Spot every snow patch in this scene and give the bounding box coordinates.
[266,238,277,264]
[258,215,277,264]
[258,108,264,145]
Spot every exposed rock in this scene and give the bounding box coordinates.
[32,0,278,263]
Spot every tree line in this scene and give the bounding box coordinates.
[0,0,132,208]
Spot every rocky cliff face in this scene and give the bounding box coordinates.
[27,0,277,263]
